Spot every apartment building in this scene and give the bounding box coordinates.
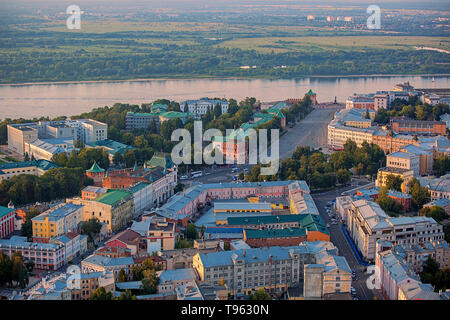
[303,254,352,299]
[128,182,153,217]
[372,130,416,154]
[49,232,87,262]
[386,151,420,176]
[125,112,160,130]
[387,240,450,273]
[346,94,375,110]
[193,241,350,298]
[376,166,414,193]
[375,241,440,300]
[81,254,135,281]
[347,199,445,261]
[180,98,229,120]
[32,203,83,243]
[417,174,450,201]
[327,109,375,149]
[423,198,450,214]
[69,271,115,300]
[67,189,135,233]
[399,144,434,176]
[335,196,353,225]
[7,119,107,156]
[24,138,75,161]
[81,186,108,200]
[157,268,196,294]
[0,236,65,270]
[0,206,15,239]
[0,159,58,182]
[391,118,446,136]
[147,218,176,252]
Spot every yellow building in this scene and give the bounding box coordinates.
[32,203,83,243]
[376,167,414,193]
[67,190,134,233]
[147,218,176,251]
[213,202,271,214]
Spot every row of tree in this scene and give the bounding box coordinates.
[0,252,30,289]
[0,167,91,206]
[245,140,385,191]
[374,100,449,124]
[420,257,450,292]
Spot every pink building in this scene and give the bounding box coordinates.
[155,181,308,226]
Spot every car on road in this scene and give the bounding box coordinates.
[191,171,203,178]
[326,223,330,228]
[231,167,240,173]
[243,168,249,173]
[180,175,188,180]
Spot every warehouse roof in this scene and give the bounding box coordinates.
[244,228,307,239]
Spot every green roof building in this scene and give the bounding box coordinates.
[145,153,174,172]
[95,190,132,207]
[87,161,105,173]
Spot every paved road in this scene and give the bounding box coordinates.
[279,107,340,159]
[312,179,384,301]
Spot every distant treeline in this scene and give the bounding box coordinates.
[0,30,449,84]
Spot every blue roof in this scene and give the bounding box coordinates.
[130,220,150,236]
[205,227,243,233]
[32,203,82,222]
[72,272,103,280]
[158,180,308,221]
[116,281,143,290]
[388,151,416,159]
[0,236,62,251]
[158,268,195,283]
[425,198,450,207]
[83,254,134,267]
[198,246,304,268]
[51,235,72,245]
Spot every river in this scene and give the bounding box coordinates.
[0,75,449,120]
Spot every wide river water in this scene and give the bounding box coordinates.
[0,75,449,120]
